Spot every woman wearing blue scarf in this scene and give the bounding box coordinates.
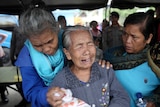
[15,8,111,107]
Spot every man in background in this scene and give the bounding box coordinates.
[102,11,123,51]
[58,15,67,29]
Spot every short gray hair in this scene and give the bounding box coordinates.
[18,8,59,38]
[62,25,93,50]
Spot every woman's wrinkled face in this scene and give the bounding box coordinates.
[122,24,151,54]
[64,30,96,70]
[29,29,58,55]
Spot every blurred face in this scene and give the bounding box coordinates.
[92,22,98,31]
[29,29,58,55]
[110,16,118,25]
[64,30,96,70]
[102,20,108,29]
[122,24,152,53]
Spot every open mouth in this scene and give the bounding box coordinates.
[81,58,91,63]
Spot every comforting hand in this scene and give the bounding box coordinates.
[98,59,112,69]
[47,87,65,107]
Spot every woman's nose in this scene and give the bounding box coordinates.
[125,35,132,43]
[83,46,90,55]
[42,45,50,53]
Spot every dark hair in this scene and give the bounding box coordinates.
[146,9,155,18]
[29,0,46,9]
[58,15,66,22]
[124,12,154,40]
[102,19,109,26]
[111,12,119,18]
[89,20,98,27]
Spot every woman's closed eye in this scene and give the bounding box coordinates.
[88,42,94,46]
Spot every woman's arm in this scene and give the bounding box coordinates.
[108,69,130,107]
[20,66,50,107]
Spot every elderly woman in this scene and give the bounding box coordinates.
[47,25,130,107]
[15,8,112,107]
[104,12,160,107]
[15,7,64,107]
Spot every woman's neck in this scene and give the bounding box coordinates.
[70,66,91,82]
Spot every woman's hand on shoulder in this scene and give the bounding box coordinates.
[98,59,112,69]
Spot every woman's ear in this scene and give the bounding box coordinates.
[63,48,71,60]
[146,34,153,44]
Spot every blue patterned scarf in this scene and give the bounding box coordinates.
[25,40,64,86]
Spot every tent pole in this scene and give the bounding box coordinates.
[105,0,112,22]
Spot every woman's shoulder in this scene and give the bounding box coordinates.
[50,66,68,87]
[18,45,29,55]
[53,66,69,81]
[93,62,115,76]
[15,45,33,67]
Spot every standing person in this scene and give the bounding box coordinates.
[90,20,102,38]
[57,15,67,29]
[104,12,160,107]
[47,25,130,107]
[102,19,109,32]
[93,37,103,62]
[90,20,102,49]
[57,15,67,48]
[0,33,8,104]
[102,11,124,51]
[15,8,112,107]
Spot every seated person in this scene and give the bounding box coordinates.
[47,25,130,107]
